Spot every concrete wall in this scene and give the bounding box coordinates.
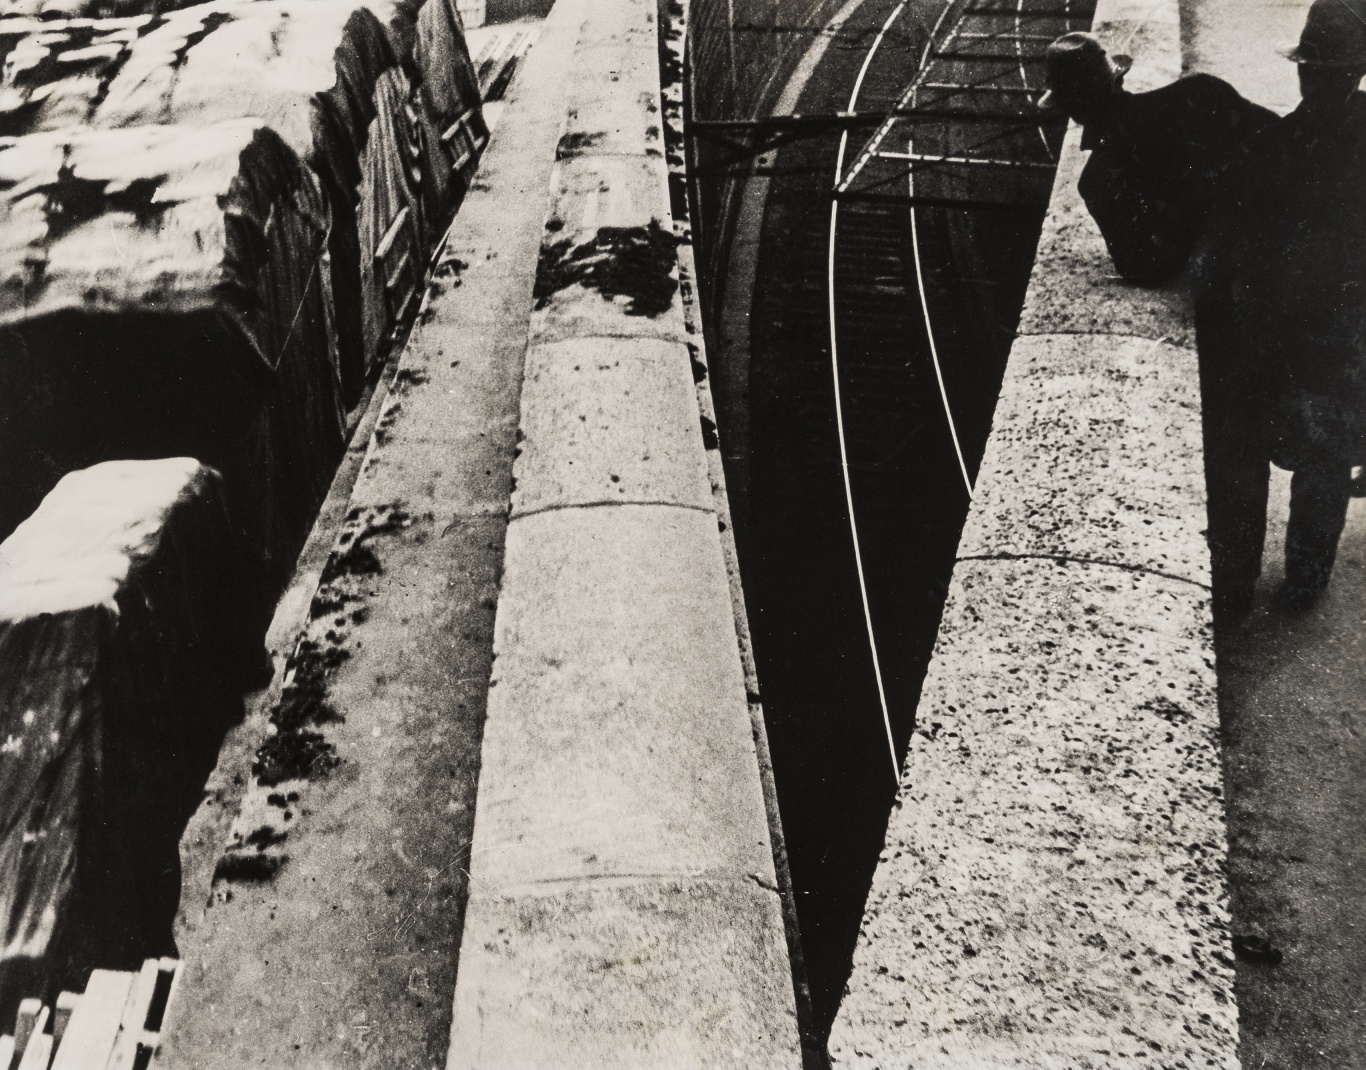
[157,4,589,1065]
[446,0,804,1063]
[828,0,1241,1066]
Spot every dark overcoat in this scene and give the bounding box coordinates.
[1078,74,1276,282]
[1206,91,1366,468]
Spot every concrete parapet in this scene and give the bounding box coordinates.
[155,0,590,1064]
[832,559,1231,1068]
[512,337,713,513]
[1017,131,1194,349]
[960,333,1207,585]
[447,0,802,1063]
[467,505,774,884]
[829,0,1239,1066]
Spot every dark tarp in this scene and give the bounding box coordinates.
[0,0,486,399]
[0,458,251,1016]
[0,119,343,631]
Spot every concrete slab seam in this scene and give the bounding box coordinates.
[511,498,715,520]
[956,550,1212,591]
[1018,327,1195,346]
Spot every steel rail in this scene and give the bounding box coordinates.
[836,0,959,192]
[907,134,975,498]
[827,0,910,785]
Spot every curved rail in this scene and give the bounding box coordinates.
[827,0,911,785]
[905,133,975,497]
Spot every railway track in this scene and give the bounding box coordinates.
[838,0,1095,207]
[710,0,1095,1033]
[829,0,1095,474]
[826,0,1094,773]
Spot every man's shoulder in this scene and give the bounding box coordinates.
[1134,73,1249,108]
[1339,91,1366,154]
[1131,74,1277,130]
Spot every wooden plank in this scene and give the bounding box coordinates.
[13,1002,41,1057]
[105,962,159,1070]
[52,994,78,1050]
[14,1006,50,1070]
[146,960,182,1034]
[15,1035,50,1070]
[374,206,412,263]
[50,971,131,1070]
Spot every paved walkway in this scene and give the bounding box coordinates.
[1181,3,1366,1065]
[1220,481,1366,1069]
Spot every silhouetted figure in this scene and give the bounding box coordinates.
[1196,0,1366,617]
[1041,33,1275,282]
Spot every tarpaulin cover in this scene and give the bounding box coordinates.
[0,119,344,626]
[0,0,485,397]
[0,458,251,1014]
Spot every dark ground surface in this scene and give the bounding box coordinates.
[1219,471,1366,1069]
[1178,1,1366,1063]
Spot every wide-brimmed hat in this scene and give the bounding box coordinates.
[1286,0,1366,67]
[1039,32,1132,108]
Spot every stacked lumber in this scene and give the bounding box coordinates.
[0,959,180,1070]
[466,17,538,101]
[0,460,252,1015]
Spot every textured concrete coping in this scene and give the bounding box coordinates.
[155,1,594,1064]
[446,0,803,1065]
[829,0,1240,1067]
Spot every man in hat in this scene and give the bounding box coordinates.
[1042,32,1275,282]
[1196,0,1366,615]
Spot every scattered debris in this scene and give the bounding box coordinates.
[556,131,605,159]
[533,220,678,316]
[1232,934,1283,967]
[212,852,285,883]
[214,503,412,887]
[392,366,430,392]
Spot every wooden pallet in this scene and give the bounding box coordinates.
[0,960,180,1070]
